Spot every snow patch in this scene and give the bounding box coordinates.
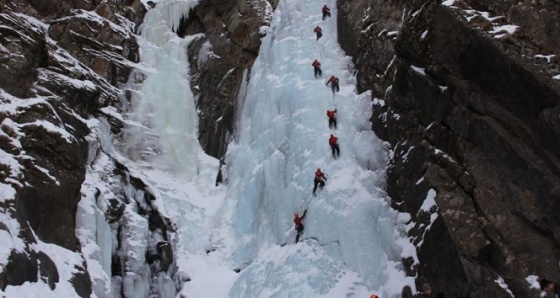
[490,25,518,35]
[420,189,437,212]
[535,54,555,63]
[526,275,541,290]
[442,0,456,6]
[495,276,514,297]
[198,40,219,67]
[372,98,385,107]
[387,31,399,37]
[411,65,426,76]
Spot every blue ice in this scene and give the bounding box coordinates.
[220,0,413,297]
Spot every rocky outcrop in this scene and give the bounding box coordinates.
[181,0,274,158]
[0,0,165,296]
[338,0,560,296]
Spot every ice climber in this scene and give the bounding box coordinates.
[326,108,337,129]
[322,5,331,21]
[312,168,327,196]
[329,134,340,159]
[314,26,323,40]
[312,59,322,78]
[294,210,308,243]
[326,75,340,94]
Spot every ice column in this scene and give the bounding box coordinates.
[125,0,200,180]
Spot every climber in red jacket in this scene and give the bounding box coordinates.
[329,134,340,159]
[326,109,337,129]
[313,168,327,196]
[314,26,323,40]
[326,75,340,94]
[294,210,308,243]
[322,5,331,21]
[312,59,322,78]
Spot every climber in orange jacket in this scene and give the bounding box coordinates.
[326,109,337,129]
[313,168,327,196]
[322,5,331,21]
[314,26,323,40]
[294,210,308,243]
[329,134,340,159]
[312,59,322,78]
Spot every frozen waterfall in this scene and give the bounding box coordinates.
[115,0,415,297]
[187,0,414,297]
[124,0,201,180]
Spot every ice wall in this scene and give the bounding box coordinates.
[124,0,201,180]
[219,0,415,296]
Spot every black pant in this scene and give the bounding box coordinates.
[313,179,325,194]
[331,144,340,158]
[316,31,322,40]
[331,82,340,94]
[323,11,331,21]
[295,224,304,243]
[328,117,337,129]
[314,67,322,78]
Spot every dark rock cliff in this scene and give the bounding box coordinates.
[0,0,179,295]
[181,0,275,158]
[338,0,560,297]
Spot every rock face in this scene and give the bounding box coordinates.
[181,0,275,158]
[338,0,560,296]
[0,0,183,296]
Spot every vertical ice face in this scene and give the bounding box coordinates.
[124,0,200,180]
[220,0,414,296]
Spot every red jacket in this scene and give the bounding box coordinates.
[326,76,339,85]
[315,170,326,180]
[312,60,321,68]
[322,6,330,13]
[294,210,307,226]
[326,109,337,119]
[314,26,322,33]
[329,136,338,146]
